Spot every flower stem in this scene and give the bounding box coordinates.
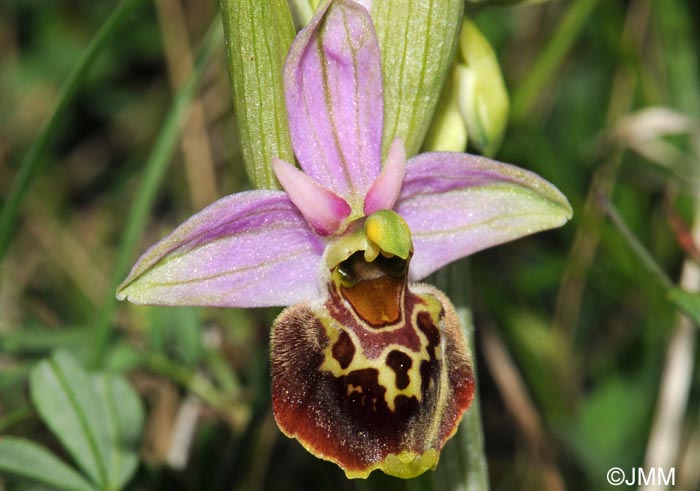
[357,259,488,490]
[431,259,490,491]
[598,194,673,290]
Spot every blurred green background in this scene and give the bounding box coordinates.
[1,0,699,490]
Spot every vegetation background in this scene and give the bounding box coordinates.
[0,0,698,490]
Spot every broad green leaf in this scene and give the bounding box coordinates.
[104,342,144,372]
[502,310,575,424]
[93,374,144,490]
[0,437,96,491]
[219,0,295,189]
[30,352,144,491]
[30,351,110,488]
[668,288,700,325]
[564,375,649,486]
[369,0,464,158]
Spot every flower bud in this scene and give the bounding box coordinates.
[455,19,509,157]
[422,63,469,152]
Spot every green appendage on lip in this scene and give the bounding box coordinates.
[325,210,413,269]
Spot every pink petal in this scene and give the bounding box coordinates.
[116,191,325,307]
[284,0,383,201]
[395,153,573,281]
[272,158,351,235]
[364,138,406,215]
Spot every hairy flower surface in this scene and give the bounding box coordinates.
[117,0,571,479]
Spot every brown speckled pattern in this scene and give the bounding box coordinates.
[271,278,474,477]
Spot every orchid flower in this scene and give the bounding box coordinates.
[117,0,571,479]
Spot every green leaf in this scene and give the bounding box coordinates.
[93,374,144,490]
[30,352,110,488]
[0,327,93,355]
[219,0,296,189]
[502,310,575,424]
[0,437,96,491]
[369,0,464,158]
[668,288,700,325]
[564,375,649,485]
[29,351,144,491]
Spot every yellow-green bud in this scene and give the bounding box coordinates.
[422,63,469,152]
[455,19,509,157]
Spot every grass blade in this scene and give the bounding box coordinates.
[0,0,146,262]
[91,20,223,367]
[511,0,598,121]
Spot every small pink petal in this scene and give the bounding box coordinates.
[273,158,351,236]
[364,138,406,215]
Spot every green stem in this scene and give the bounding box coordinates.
[431,259,490,491]
[598,194,674,291]
[0,0,146,262]
[358,260,489,491]
[0,405,34,433]
[90,21,223,368]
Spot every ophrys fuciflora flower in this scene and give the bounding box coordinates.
[117,0,571,479]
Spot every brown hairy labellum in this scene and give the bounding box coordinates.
[271,252,474,479]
